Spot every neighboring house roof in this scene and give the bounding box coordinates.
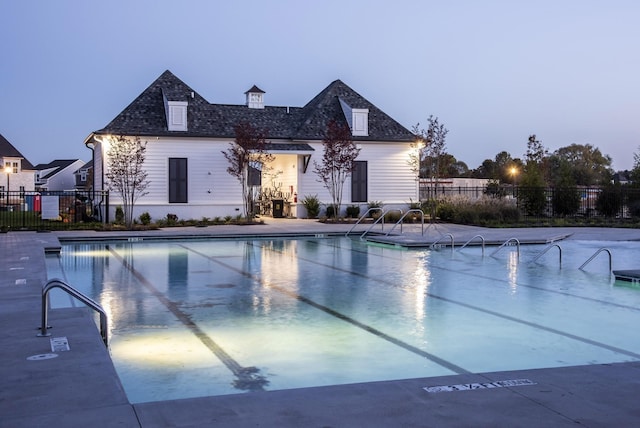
[94,70,415,142]
[0,132,35,169]
[35,159,84,180]
[74,159,93,174]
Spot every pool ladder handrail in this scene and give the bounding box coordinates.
[529,243,562,267]
[360,209,403,239]
[458,235,485,255]
[490,237,520,259]
[385,209,425,236]
[579,247,612,272]
[429,233,455,250]
[345,207,384,237]
[38,278,109,347]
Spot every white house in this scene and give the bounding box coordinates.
[84,70,417,221]
[34,159,86,191]
[0,133,35,203]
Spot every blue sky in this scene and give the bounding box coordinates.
[2,0,639,171]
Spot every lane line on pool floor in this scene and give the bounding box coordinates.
[261,240,640,361]
[321,239,640,312]
[106,246,269,392]
[181,244,471,376]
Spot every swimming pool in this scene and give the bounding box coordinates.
[47,237,640,403]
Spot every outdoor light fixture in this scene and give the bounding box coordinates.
[5,166,11,206]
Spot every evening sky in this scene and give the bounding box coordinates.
[2,0,638,171]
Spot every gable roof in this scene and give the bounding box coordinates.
[95,70,415,142]
[34,159,84,180]
[0,133,35,170]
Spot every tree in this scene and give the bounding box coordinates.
[517,134,548,216]
[412,116,448,197]
[222,122,274,220]
[105,135,150,229]
[551,160,581,216]
[551,143,613,186]
[629,146,640,184]
[313,120,360,219]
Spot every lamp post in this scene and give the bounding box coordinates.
[510,167,518,197]
[4,166,11,207]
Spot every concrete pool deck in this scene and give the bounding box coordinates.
[2,220,640,427]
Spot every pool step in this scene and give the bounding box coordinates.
[613,270,640,283]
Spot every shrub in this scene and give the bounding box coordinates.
[139,212,151,225]
[166,213,178,225]
[367,201,383,217]
[596,185,623,217]
[346,205,360,218]
[384,210,402,223]
[436,201,456,222]
[484,180,506,198]
[517,186,547,216]
[302,194,321,219]
[115,206,124,224]
[552,186,580,216]
[325,204,336,218]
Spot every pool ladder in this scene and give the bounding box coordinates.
[38,278,109,347]
[579,248,612,272]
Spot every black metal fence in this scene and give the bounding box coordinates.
[0,190,109,231]
[420,185,640,222]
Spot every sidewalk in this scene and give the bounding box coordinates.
[2,220,640,427]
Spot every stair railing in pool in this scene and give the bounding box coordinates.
[360,209,403,240]
[458,235,485,255]
[490,238,520,260]
[579,248,612,272]
[529,243,562,267]
[345,207,384,237]
[385,209,425,236]
[38,278,109,347]
[429,233,455,251]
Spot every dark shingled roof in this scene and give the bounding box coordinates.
[95,70,415,143]
[0,132,35,170]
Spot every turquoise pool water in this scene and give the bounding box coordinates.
[47,237,640,403]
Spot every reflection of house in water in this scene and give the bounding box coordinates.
[168,248,189,302]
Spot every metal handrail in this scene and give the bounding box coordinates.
[346,207,383,237]
[458,235,485,254]
[430,233,455,250]
[38,278,108,347]
[385,209,425,236]
[490,238,520,259]
[579,248,612,272]
[530,243,562,267]
[360,209,403,239]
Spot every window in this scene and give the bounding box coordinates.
[5,161,18,173]
[351,161,367,202]
[169,158,188,203]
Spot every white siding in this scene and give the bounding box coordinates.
[99,135,416,221]
[296,141,416,215]
[46,160,85,191]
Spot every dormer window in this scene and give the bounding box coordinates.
[167,101,188,131]
[339,98,369,137]
[162,89,188,132]
[351,108,369,136]
[245,85,265,109]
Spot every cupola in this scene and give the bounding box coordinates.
[245,85,265,109]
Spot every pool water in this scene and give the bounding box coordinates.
[47,237,640,403]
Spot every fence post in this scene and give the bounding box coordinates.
[105,190,110,223]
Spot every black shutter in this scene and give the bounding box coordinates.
[169,158,188,203]
[351,161,367,202]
